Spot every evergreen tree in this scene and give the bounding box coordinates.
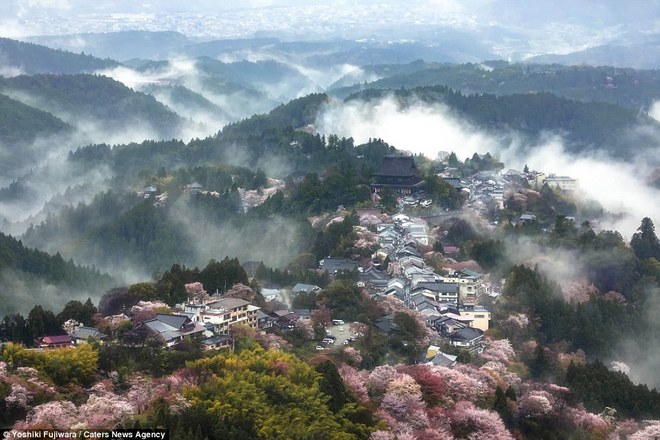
[631,217,660,260]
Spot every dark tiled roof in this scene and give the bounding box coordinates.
[374,156,419,177]
[155,314,189,330]
[413,282,459,293]
[450,327,483,342]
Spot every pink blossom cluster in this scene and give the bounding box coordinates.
[481,339,516,364]
[184,282,208,304]
[225,283,257,302]
[338,364,369,403]
[6,384,32,409]
[343,347,362,366]
[366,365,404,396]
[377,295,408,315]
[293,317,315,339]
[257,332,291,351]
[380,374,427,427]
[518,390,554,417]
[560,279,598,303]
[500,313,529,341]
[568,406,609,433]
[15,401,79,430]
[629,421,660,439]
[449,401,514,440]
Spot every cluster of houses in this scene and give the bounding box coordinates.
[357,211,493,355]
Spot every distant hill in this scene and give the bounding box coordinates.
[0,93,71,145]
[345,86,658,158]
[0,231,114,315]
[180,35,496,67]
[143,83,233,124]
[0,37,119,74]
[25,30,192,62]
[527,39,660,70]
[193,57,322,100]
[331,61,660,111]
[0,93,73,180]
[0,74,184,139]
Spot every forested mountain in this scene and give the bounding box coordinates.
[0,93,73,181]
[528,39,660,70]
[0,74,184,139]
[192,57,322,100]
[0,38,118,74]
[331,61,660,111]
[2,3,660,438]
[345,86,658,159]
[0,231,113,315]
[0,93,71,144]
[25,31,192,62]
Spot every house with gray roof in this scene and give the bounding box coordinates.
[449,327,485,352]
[136,313,207,348]
[319,257,358,275]
[71,326,106,345]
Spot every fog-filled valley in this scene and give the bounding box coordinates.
[1,2,660,438]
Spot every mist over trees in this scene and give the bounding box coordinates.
[0,27,659,439]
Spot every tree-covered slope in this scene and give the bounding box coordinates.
[0,231,113,315]
[0,37,119,74]
[0,74,184,139]
[345,86,657,158]
[332,61,660,111]
[0,93,71,145]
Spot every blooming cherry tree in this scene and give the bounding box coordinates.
[185,282,208,304]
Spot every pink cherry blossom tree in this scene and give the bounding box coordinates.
[381,374,429,431]
[629,421,660,439]
[481,339,516,365]
[342,347,363,366]
[185,282,208,304]
[449,401,513,440]
[366,365,404,396]
[77,394,133,429]
[338,364,369,403]
[15,401,79,430]
[5,384,32,410]
[225,283,257,302]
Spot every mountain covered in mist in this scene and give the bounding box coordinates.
[0,73,184,139]
[25,32,498,68]
[0,93,71,145]
[25,30,193,62]
[330,60,660,111]
[1,17,660,439]
[343,86,658,159]
[0,37,119,74]
[0,231,113,315]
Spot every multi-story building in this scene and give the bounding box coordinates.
[544,174,579,191]
[371,155,425,195]
[458,305,491,331]
[198,297,260,335]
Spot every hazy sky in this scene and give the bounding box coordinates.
[1,0,657,41]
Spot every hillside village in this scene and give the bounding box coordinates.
[1,33,659,437]
[28,154,582,362]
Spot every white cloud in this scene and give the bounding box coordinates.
[316,95,660,238]
[650,100,660,123]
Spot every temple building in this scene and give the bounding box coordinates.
[371,155,424,195]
